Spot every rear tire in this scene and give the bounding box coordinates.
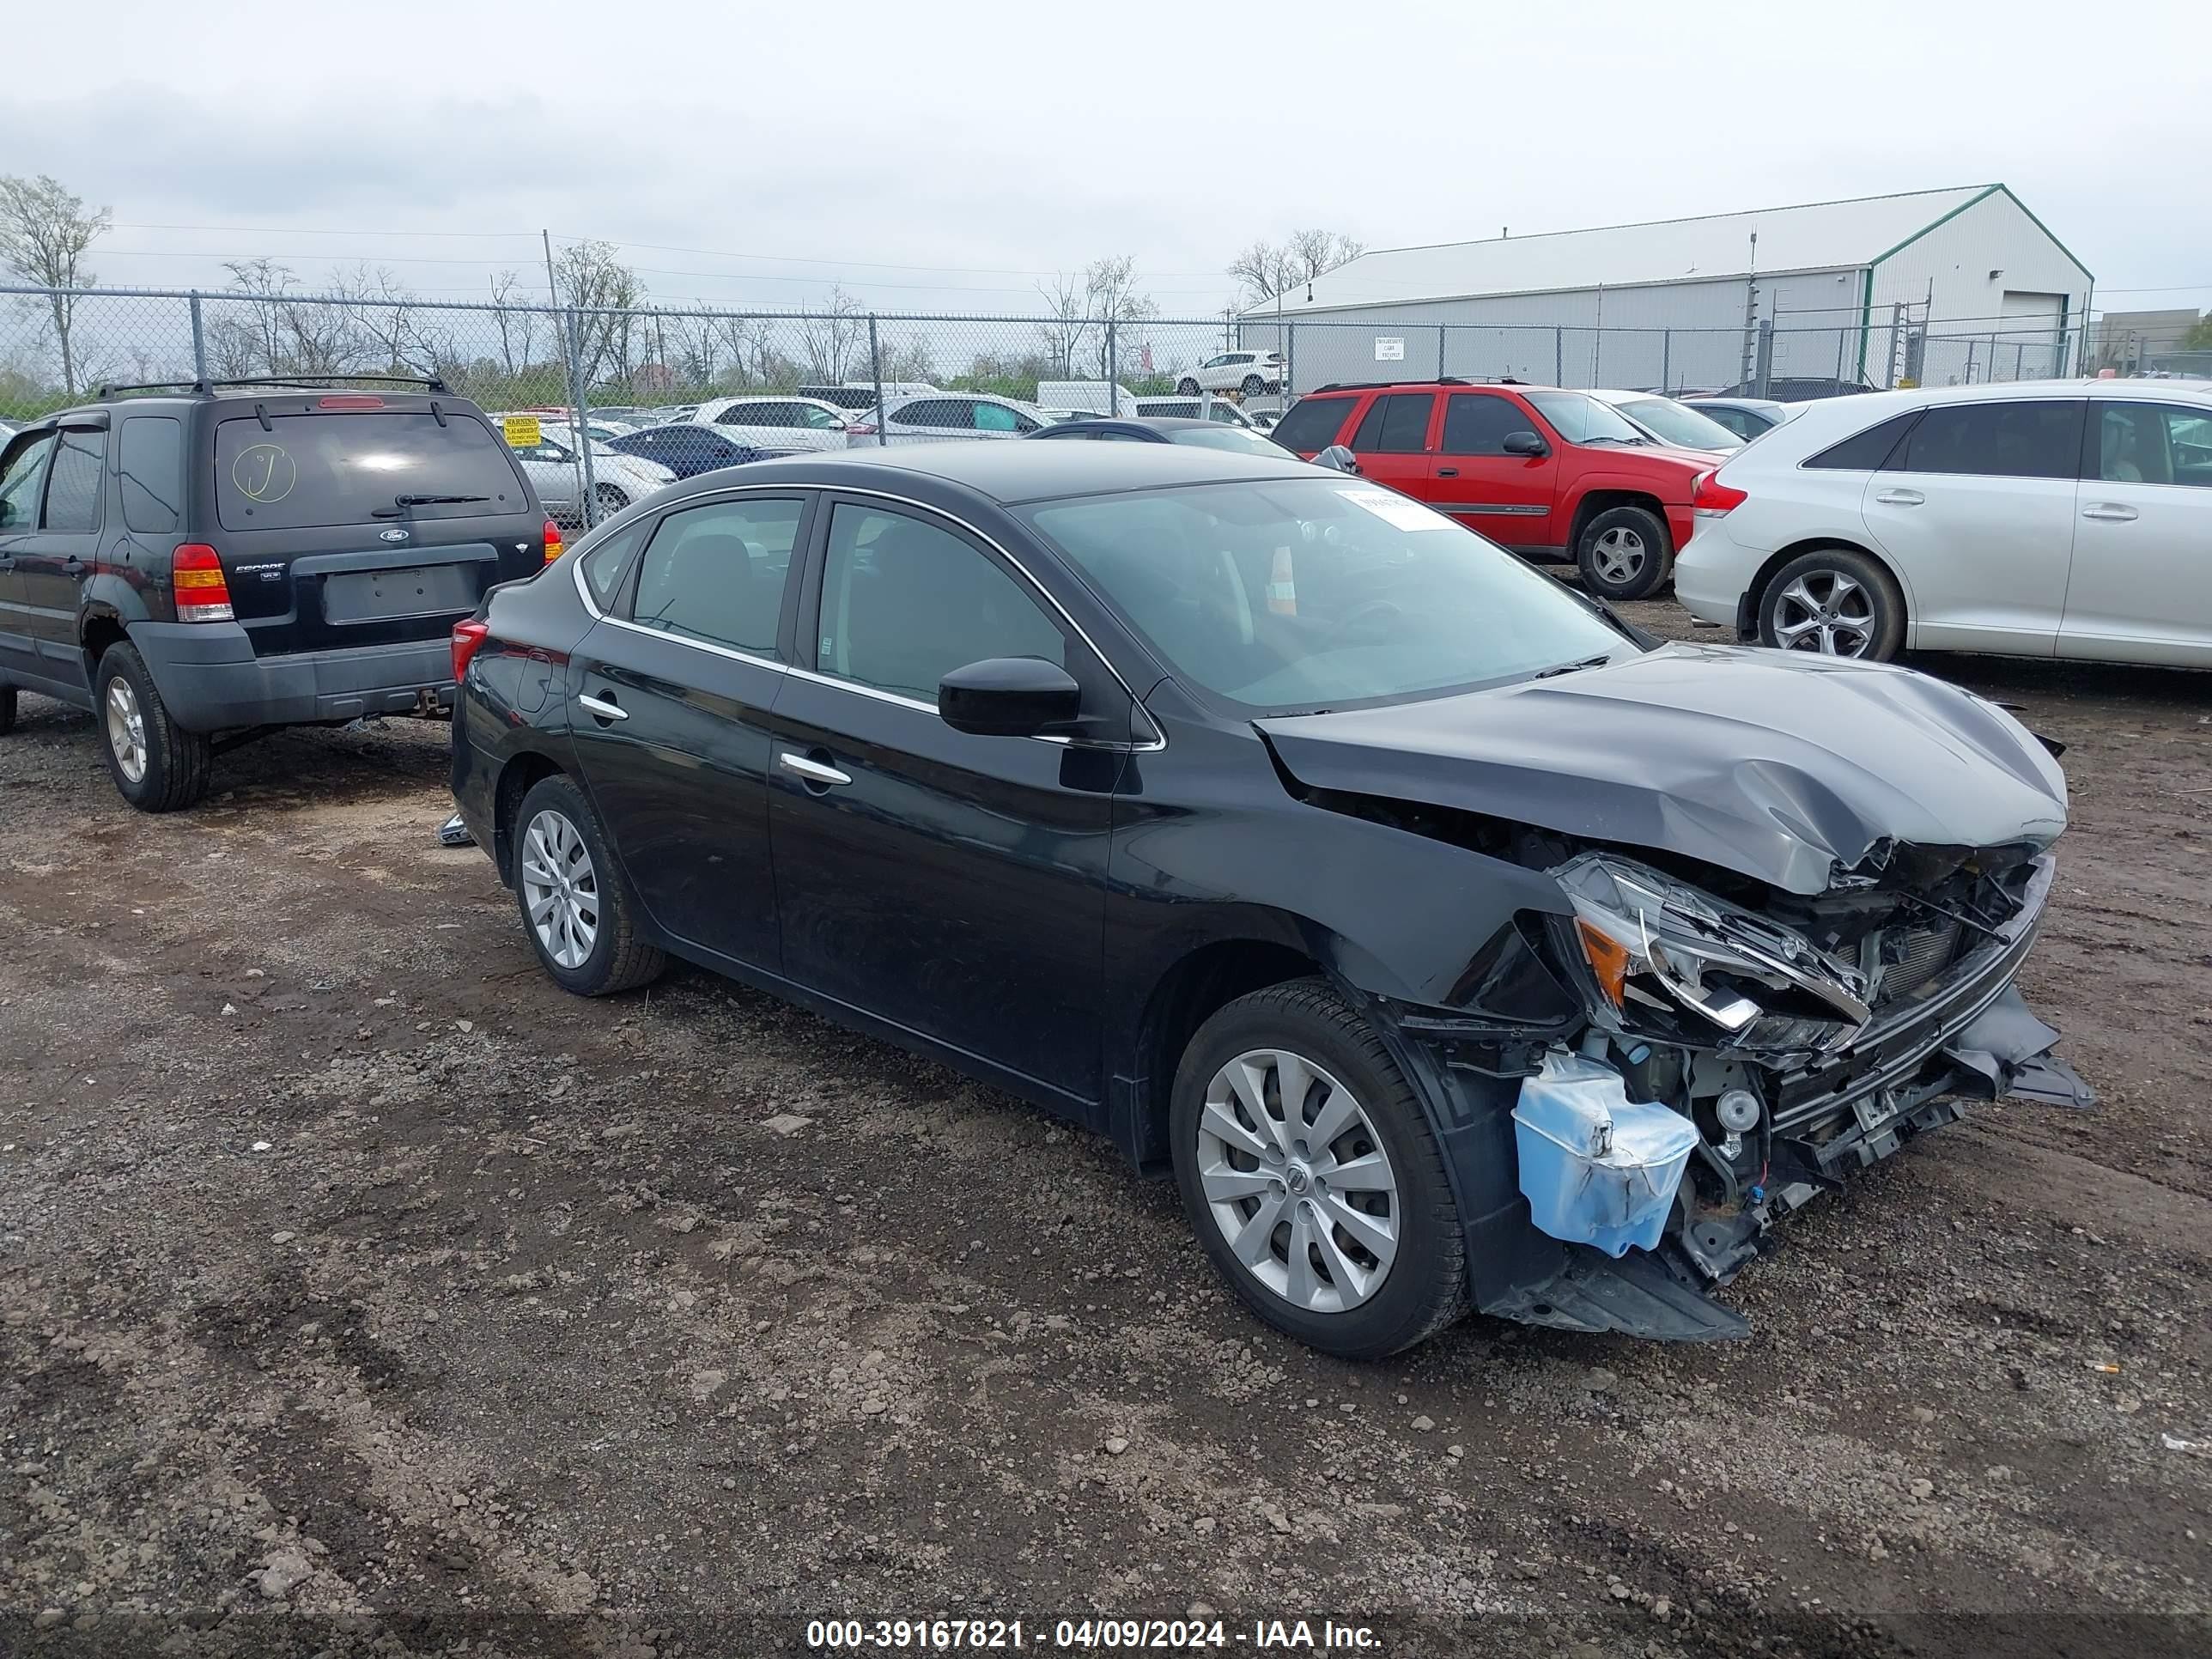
[512,773,665,997]
[1756,547,1905,661]
[0,684,15,734]
[1170,979,1466,1358]
[95,643,212,812]
[1240,374,1266,398]
[1575,504,1673,602]
[1176,377,1201,397]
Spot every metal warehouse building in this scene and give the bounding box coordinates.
[1242,185,2093,397]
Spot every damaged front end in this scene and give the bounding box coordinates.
[1255,645,2093,1340]
[1376,838,2092,1343]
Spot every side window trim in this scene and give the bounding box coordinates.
[799,494,1070,713]
[0,432,59,534]
[2086,401,2208,489]
[573,486,818,672]
[41,424,110,534]
[789,488,1160,750]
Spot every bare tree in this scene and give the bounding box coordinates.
[1080,256,1158,379]
[1033,270,1091,376]
[551,239,647,389]
[881,334,938,384]
[336,264,448,379]
[488,270,541,377]
[211,258,362,378]
[0,174,112,395]
[1227,229,1364,305]
[799,288,868,385]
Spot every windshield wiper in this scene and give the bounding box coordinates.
[1527,653,1614,680]
[395,493,489,506]
[1580,435,1645,447]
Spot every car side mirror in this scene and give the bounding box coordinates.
[939,657,1082,738]
[1503,429,1548,457]
[1312,444,1360,474]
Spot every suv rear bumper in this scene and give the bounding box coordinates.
[129,622,453,732]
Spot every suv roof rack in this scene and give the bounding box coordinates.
[95,374,453,400]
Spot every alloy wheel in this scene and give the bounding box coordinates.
[105,678,149,783]
[1589,526,1647,586]
[520,809,600,969]
[1195,1048,1400,1314]
[1771,569,1875,656]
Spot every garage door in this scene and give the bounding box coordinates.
[1996,290,2066,380]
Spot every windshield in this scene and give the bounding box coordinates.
[1021,477,1628,713]
[1525,391,1648,446]
[1610,396,1742,451]
[1165,426,1290,456]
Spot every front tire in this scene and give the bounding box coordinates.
[1756,547,1905,660]
[1176,377,1201,397]
[0,684,15,733]
[594,483,629,518]
[95,644,212,812]
[1575,504,1673,601]
[513,773,665,996]
[1170,980,1466,1358]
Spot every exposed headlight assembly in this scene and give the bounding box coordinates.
[1556,854,1872,1049]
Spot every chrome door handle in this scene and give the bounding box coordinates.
[778,751,852,787]
[578,692,628,721]
[1874,489,1924,506]
[2081,503,2139,522]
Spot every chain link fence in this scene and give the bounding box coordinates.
[0,284,2112,528]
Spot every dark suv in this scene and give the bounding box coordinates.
[0,380,558,810]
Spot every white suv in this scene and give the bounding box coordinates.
[1177,350,1285,397]
[693,396,854,453]
[1673,380,2212,669]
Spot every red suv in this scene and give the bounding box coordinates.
[1271,380,1714,599]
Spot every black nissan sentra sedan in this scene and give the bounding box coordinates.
[448,443,2089,1357]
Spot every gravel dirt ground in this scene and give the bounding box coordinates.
[3,602,2209,1659]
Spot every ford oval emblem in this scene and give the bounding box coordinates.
[380,527,410,543]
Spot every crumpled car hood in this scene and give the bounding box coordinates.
[1255,643,2069,895]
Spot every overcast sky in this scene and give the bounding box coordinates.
[7,0,2207,319]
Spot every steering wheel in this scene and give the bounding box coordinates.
[1329,599,1404,646]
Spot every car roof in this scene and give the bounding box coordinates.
[1058,416,1214,431]
[1785,378,2212,427]
[712,439,1313,505]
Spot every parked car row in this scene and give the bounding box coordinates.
[447,436,2088,1356]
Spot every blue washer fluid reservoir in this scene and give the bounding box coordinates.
[1510,1051,1704,1257]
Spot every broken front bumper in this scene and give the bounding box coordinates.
[1401,855,2092,1343]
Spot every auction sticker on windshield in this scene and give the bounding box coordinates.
[1336,487,1454,533]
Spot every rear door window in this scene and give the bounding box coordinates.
[1268,397,1355,453]
[1894,400,2081,479]
[1373,393,1436,453]
[213,412,527,532]
[119,416,184,533]
[628,496,806,656]
[896,400,965,430]
[42,428,106,532]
